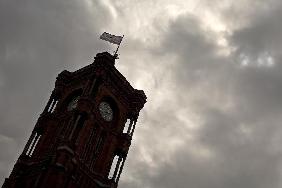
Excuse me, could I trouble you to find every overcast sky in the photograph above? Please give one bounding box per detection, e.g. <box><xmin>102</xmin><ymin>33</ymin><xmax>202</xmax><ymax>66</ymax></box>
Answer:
<box><xmin>1</xmin><ymin>0</ymin><xmax>282</xmax><ymax>187</ymax></box>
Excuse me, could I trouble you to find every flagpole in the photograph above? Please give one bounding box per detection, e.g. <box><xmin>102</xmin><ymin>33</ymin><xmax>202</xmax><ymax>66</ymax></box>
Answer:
<box><xmin>114</xmin><ymin>35</ymin><xmax>124</xmax><ymax>58</ymax></box>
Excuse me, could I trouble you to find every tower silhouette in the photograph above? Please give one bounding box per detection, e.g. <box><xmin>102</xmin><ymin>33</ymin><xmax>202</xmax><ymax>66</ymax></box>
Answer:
<box><xmin>2</xmin><ymin>52</ymin><xmax>146</xmax><ymax>188</ymax></box>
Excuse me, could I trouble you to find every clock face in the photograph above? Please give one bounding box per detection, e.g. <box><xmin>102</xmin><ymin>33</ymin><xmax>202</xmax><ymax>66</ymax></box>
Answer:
<box><xmin>99</xmin><ymin>102</ymin><xmax>113</xmax><ymax>122</ymax></box>
<box><xmin>67</xmin><ymin>96</ymin><xmax>80</xmax><ymax>111</ymax></box>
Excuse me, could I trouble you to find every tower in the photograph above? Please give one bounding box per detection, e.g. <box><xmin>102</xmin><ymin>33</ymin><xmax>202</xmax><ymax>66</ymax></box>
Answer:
<box><xmin>2</xmin><ymin>52</ymin><xmax>146</xmax><ymax>188</ymax></box>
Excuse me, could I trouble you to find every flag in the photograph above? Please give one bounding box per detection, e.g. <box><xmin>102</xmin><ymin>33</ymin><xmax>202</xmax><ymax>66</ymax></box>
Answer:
<box><xmin>100</xmin><ymin>32</ymin><xmax>123</xmax><ymax>45</ymax></box>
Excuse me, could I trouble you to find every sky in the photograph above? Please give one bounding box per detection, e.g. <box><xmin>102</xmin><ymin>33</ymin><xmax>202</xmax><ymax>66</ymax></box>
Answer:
<box><xmin>1</xmin><ymin>0</ymin><xmax>282</xmax><ymax>187</ymax></box>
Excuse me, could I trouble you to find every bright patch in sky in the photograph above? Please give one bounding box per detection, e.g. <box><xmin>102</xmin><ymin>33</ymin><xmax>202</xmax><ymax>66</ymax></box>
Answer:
<box><xmin>1</xmin><ymin>0</ymin><xmax>282</xmax><ymax>187</ymax></box>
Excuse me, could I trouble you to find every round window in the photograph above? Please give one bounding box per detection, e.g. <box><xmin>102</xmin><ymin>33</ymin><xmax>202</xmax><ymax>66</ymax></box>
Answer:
<box><xmin>99</xmin><ymin>102</ymin><xmax>113</xmax><ymax>122</ymax></box>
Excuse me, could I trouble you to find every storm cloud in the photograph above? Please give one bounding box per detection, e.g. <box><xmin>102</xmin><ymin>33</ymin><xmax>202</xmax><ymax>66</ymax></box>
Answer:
<box><xmin>1</xmin><ymin>0</ymin><xmax>282</xmax><ymax>188</ymax></box>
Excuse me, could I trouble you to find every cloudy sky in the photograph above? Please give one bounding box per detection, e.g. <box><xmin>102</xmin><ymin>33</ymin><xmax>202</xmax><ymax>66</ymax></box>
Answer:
<box><xmin>1</xmin><ymin>0</ymin><xmax>282</xmax><ymax>187</ymax></box>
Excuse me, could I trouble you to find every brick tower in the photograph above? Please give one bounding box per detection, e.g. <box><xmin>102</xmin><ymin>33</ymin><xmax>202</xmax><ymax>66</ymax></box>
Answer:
<box><xmin>2</xmin><ymin>52</ymin><xmax>146</xmax><ymax>188</ymax></box>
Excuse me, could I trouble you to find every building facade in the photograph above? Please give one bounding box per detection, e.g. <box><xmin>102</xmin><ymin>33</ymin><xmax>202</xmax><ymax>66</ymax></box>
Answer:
<box><xmin>2</xmin><ymin>52</ymin><xmax>146</xmax><ymax>188</ymax></box>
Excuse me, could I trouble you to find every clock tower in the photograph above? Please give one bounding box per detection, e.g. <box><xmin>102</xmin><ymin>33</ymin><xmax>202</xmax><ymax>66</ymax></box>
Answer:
<box><xmin>2</xmin><ymin>52</ymin><xmax>146</xmax><ymax>188</ymax></box>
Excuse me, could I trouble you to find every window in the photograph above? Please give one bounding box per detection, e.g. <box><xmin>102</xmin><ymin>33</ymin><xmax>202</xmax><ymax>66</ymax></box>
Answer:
<box><xmin>25</xmin><ymin>132</ymin><xmax>42</xmax><ymax>157</ymax></box>
<box><xmin>67</xmin><ymin>95</ymin><xmax>80</xmax><ymax>111</ymax></box>
<box><xmin>90</xmin><ymin>134</ymin><xmax>105</xmax><ymax>169</ymax></box>
<box><xmin>64</xmin><ymin>89</ymin><xmax>83</xmax><ymax>112</ymax></box>
<box><xmin>44</xmin><ymin>98</ymin><xmax>59</xmax><ymax>113</ymax></box>
<box><xmin>108</xmin><ymin>154</ymin><xmax>124</xmax><ymax>182</ymax></box>
<box><xmin>48</xmin><ymin>99</ymin><xmax>58</xmax><ymax>113</ymax></box>
<box><xmin>123</xmin><ymin>119</ymin><xmax>131</xmax><ymax>133</ymax></box>
<box><xmin>43</xmin><ymin>91</ymin><xmax>61</xmax><ymax>114</ymax></box>
<box><xmin>99</xmin><ymin>102</ymin><xmax>114</xmax><ymax>122</ymax></box>
<box><xmin>98</xmin><ymin>97</ymin><xmax>119</xmax><ymax>123</ymax></box>
<box><xmin>108</xmin><ymin>155</ymin><xmax>119</xmax><ymax>179</ymax></box>
<box><xmin>69</xmin><ymin>113</ymin><xmax>87</xmax><ymax>142</ymax></box>
<box><xmin>123</xmin><ymin>118</ymin><xmax>136</xmax><ymax>136</ymax></box>
<box><xmin>82</xmin><ymin>126</ymin><xmax>96</xmax><ymax>160</ymax></box>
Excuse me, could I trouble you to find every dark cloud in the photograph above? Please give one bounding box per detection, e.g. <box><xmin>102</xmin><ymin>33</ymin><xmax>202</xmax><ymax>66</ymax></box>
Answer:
<box><xmin>0</xmin><ymin>0</ymin><xmax>111</xmax><ymax>183</ymax></box>
<box><xmin>119</xmin><ymin>3</ymin><xmax>282</xmax><ymax>188</ymax></box>
<box><xmin>1</xmin><ymin>0</ymin><xmax>282</xmax><ymax>188</ymax></box>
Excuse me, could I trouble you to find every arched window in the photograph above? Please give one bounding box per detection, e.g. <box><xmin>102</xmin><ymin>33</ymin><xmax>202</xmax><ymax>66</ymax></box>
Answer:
<box><xmin>48</xmin><ymin>99</ymin><xmax>58</xmax><ymax>113</ymax></box>
<box><xmin>23</xmin><ymin>130</ymin><xmax>43</xmax><ymax>157</ymax></box>
<box><xmin>43</xmin><ymin>91</ymin><xmax>61</xmax><ymax>113</ymax></box>
<box><xmin>64</xmin><ymin>89</ymin><xmax>83</xmax><ymax>112</ymax></box>
<box><xmin>108</xmin><ymin>154</ymin><xmax>124</xmax><ymax>182</ymax></box>
<box><xmin>67</xmin><ymin>95</ymin><xmax>80</xmax><ymax>111</ymax></box>
<box><xmin>122</xmin><ymin>118</ymin><xmax>136</xmax><ymax>136</ymax></box>
<box><xmin>122</xmin><ymin>118</ymin><xmax>132</xmax><ymax>133</ymax></box>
